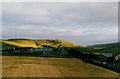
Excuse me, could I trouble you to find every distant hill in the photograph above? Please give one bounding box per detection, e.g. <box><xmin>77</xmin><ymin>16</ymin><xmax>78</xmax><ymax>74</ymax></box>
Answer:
<box><xmin>1</xmin><ymin>38</ymin><xmax>119</xmax><ymax>54</ymax></box>
<box><xmin>0</xmin><ymin>38</ymin><xmax>79</xmax><ymax>49</ymax></box>
<box><xmin>88</xmin><ymin>42</ymin><xmax>120</xmax><ymax>53</ymax></box>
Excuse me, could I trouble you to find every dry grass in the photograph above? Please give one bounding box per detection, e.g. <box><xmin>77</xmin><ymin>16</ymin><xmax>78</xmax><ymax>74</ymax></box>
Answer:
<box><xmin>1</xmin><ymin>39</ymin><xmax>79</xmax><ymax>49</ymax></box>
<box><xmin>2</xmin><ymin>56</ymin><xmax>119</xmax><ymax>77</ymax></box>
<box><xmin>1</xmin><ymin>40</ymin><xmax>37</xmax><ymax>48</ymax></box>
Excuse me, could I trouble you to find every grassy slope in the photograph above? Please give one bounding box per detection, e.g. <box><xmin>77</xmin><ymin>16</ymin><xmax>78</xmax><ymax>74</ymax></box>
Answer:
<box><xmin>2</xmin><ymin>56</ymin><xmax>118</xmax><ymax>77</ymax></box>
<box><xmin>88</xmin><ymin>42</ymin><xmax>119</xmax><ymax>48</ymax></box>
<box><xmin>1</xmin><ymin>39</ymin><xmax>37</xmax><ymax>48</ymax></box>
<box><xmin>88</xmin><ymin>42</ymin><xmax>120</xmax><ymax>53</ymax></box>
<box><xmin>1</xmin><ymin>38</ymin><xmax>119</xmax><ymax>54</ymax></box>
<box><xmin>34</xmin><ymin>39</ymin><xmax>78</xmax><ymax>48</ymax></box>
<box><xmin>0</xmin><ymin>38</ymin><xmax>78</xmax><ymax>49</ymax></box>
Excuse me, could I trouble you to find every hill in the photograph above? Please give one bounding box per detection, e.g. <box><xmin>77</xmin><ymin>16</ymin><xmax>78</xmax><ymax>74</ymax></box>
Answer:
<box><xmin>0</xmin><ymin>38</ymin><xmax>79</xmax><ymax>49</ymax></box>
<box><xmin>2</xmin><ymin>56</ymin><xmax>118</xmax><ymax>77</ymax></box>
<box><xmin>88</xmin><ymin>42</ymin><xmax>120</xmax><ymax>53</ymax></box>
<box><xmin>1</xmin><ymin>38</ymin><xmax>119</xmax><ymax>54</ymax></box>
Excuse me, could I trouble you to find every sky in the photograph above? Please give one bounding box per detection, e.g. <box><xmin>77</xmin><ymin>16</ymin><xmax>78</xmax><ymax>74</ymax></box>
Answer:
<box><xmin>1</xmin><ymin>2</ymin><xmax>118</xmax><ymax>46</ymax></box>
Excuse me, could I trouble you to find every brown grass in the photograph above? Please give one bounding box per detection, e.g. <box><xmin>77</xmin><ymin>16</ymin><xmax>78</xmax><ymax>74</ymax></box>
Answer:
<box><xmin>1</xmin><ymin>39</ymin><xmax>79</xmax><ymax>49</ymax></box>
<box><xmin>2</xmin><ymin>40</ymin><xmax>37</xmax><ymax>47</ymax></box>
<box><xmin>2</xmin><ymin>56</ymin><xmax>119</xmax><ymax>77</ymax></box>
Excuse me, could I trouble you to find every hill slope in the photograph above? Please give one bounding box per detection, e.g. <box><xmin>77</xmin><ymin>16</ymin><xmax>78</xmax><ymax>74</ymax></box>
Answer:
<box><xmin>88</xmin><ymin>42</ymin><xmax>120</xmax><ymax>53</ymax></box>
<box><xmin>0</xmin><ymin>38</ymin><xmax>78</xmax><ymax>49</ymax></box>
<box><xmin>2</xmin><ymin>56</ymin><xmax>118</xmax><ymax>77</ymax></box>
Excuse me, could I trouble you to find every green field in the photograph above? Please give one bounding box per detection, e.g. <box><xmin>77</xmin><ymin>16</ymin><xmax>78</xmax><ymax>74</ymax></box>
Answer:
<box><xmin>88</xmin><ymin>42</ymin><xmax>120</xmax><ymax>53</ymax></box>
<box><xmin>2</xmin><ymin>56</ymin><xmax>119</xmax><ymax>77</ymax></box>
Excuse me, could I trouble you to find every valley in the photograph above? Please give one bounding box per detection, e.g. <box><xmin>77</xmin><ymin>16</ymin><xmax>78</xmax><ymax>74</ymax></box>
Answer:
<box><xmin>1</xmin><ymin>38</ymin><xmax>120</xmax><ymax>77</ymax></box>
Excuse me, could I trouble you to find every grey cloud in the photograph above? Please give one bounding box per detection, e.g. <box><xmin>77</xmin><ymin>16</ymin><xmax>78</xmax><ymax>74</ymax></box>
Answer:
<box><xmin>2</xmin><ymin>2</ymin><xmax>118</xmax><ymax>46</ymax></box>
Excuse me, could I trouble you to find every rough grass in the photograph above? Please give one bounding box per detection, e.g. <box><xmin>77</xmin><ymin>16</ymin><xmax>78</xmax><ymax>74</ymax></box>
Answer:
<box><xmin>88</xmin><ymin>42</ymin><xmax>120</xmax><ymax>53</ymax></box>
<box><xmin>1</xmin><ymin>40</ymin><xmax>37</xmax><ymax>48</ymax></box>
<box><xmin>1</xmin><ymin>39</ymin><xmax>78</xmax><ymax>49</ymax></box>
<box><xmin>2</xmin><ymin>56</ymin><xmax>119</xmax><ymax>77</ymax></box>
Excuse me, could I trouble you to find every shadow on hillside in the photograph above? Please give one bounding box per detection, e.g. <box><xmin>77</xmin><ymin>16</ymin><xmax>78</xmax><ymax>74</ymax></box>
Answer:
<box><xmin>73</xmin><ymin>54</ymin><xmax>120</xmax><ymax>73</ymax></box>
<box><xmin>2</xmin><ymin>52</ymin><xmax>74</xmax><ymax>58</ymax></box>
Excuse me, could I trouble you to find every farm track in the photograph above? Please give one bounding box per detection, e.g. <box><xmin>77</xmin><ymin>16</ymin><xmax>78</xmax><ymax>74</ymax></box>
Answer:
<box><xmin>2</xmin><ymin>56</ymin><xmax>119</xmax><ymax>77</ymax></box>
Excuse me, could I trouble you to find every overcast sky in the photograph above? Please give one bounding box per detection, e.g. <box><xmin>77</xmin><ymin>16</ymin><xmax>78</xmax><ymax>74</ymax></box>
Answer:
<box><xmin>2</xmin><ymin>2</ymin><xmax>118</xmax><ymax>46</ymax></box>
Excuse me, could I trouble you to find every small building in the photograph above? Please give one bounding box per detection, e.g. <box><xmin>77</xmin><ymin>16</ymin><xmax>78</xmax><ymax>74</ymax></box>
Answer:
<box><xmin>14</xmin><ymin>47</ymin><xmax>33</xmax><ymax>52</ymax></box>
<box><xmin>3</xmin><ymin>47</ymin><xmax>33</xmax><ymax>53</ymax></box>
<box><xmin>55</xmin><ymin>45</ymin><xmax>69</xmax><ymax>55</ymax></box>
<box><xmin>29</xmin><ymin>46</ymin><xmax>54</xmax><ymax>53</ymax></box>
<box><xmin>98</xmin><ymin>53</ymin><xmax>114</xmax><ymax>62</ymax></box>
<box><xmin>3</xmin><ymin>45</ymin><xmax>69</xmax><ymax>56</ymax></box>
<box><xmin>97</xmin><ymin>53</ymin><xmax>120</xmax><ymax>63</ymax></box>
<box><xmin>114</xmin><ymin>54</ymin><xmax>120</xmax><ymax>62</ymax></box>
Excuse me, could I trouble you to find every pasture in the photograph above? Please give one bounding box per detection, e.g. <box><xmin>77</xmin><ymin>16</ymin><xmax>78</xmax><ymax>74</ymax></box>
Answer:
<box><xmin>2</xmin><ymin>56</ymin><xmax>119</xmax><ymax>77</ymax></box>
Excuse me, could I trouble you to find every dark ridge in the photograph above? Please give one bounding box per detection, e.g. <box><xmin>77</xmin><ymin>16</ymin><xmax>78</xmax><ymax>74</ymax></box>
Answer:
<box><xmin>6</xmin><ymin>38</ymin><xmax>32</xmax><ymax>41</ymax></box>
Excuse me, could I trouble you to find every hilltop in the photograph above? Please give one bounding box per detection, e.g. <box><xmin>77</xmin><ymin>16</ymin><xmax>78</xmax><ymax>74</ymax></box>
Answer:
<box><xmin>0</xmin><ymin>38</ymin><xmax>79</xmax><ymax>49</ymax></box>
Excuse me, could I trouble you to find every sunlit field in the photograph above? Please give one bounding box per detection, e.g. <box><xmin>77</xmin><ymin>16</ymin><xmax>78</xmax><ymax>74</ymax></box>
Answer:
<box><xmin>2</xmin><ymin>56</ymin><xmax>118</xmax><ymax>77</ymax></box>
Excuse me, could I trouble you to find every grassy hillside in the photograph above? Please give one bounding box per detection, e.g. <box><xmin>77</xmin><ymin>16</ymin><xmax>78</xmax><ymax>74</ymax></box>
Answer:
<box><xmin>0</xmin><ymin>38</ymin><xmax>78</xmax><ymax>49</ymax></box>
<box><xmin>34</xmin><ymin>39</ymin><xmax>78</xmax><ymax>48</ymax></box>
<box><xmin>88</xmin><ymin>42</ymin><xmax>120</xmax><ymax>48</ymax></box>
<box><xmin>1</xmin><ymin>42</ymin><xmax>19</xmax><ymax>49</ymax></box>
<box><xmin>72</xmin><ymin>46</ymin><xmax>96</xmax><ymax>53</ymax></box>
<box><xmin>2</xmin><ymin>56</ymin><xmax>118</xmax><ymax>77</ymax></box>
<box><xmin>1</xmin><ymin>38</ymin><xmax>119</xmax><ymax>54</ymax></box>
<box><xmin>88</xmin><ymin>42</ymin><xmax>120</xmax><ymax>53</ymax></box>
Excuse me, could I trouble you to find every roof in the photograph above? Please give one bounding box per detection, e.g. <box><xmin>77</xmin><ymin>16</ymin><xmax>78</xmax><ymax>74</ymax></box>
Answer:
<box><xmin>101</xmin><ymin>53</ymin><xmax>113</xmax><ymax>57</ymax></box>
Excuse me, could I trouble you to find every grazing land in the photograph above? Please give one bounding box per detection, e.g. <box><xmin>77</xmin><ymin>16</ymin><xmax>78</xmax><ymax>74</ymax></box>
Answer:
<box><xmin>2</xmin><ymin>56</ymin><xmax>118</xmax><ymax>77</ymax></box>
<box><xmin>1</xmin><ymin>39</ymin><xmax>78</xmax><ymax>49</ymax></box>
<box><xmin>88</xmin><ymin>42</ymin><xmax>120</xmax><ymax>53</ymax></box>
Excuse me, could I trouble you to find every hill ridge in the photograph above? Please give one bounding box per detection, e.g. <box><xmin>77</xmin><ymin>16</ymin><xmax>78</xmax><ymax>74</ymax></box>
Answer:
<box><xmin>1</xmin><ymin>38</ymin><xmax>79</xmax><ymax>49</ymax></box>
